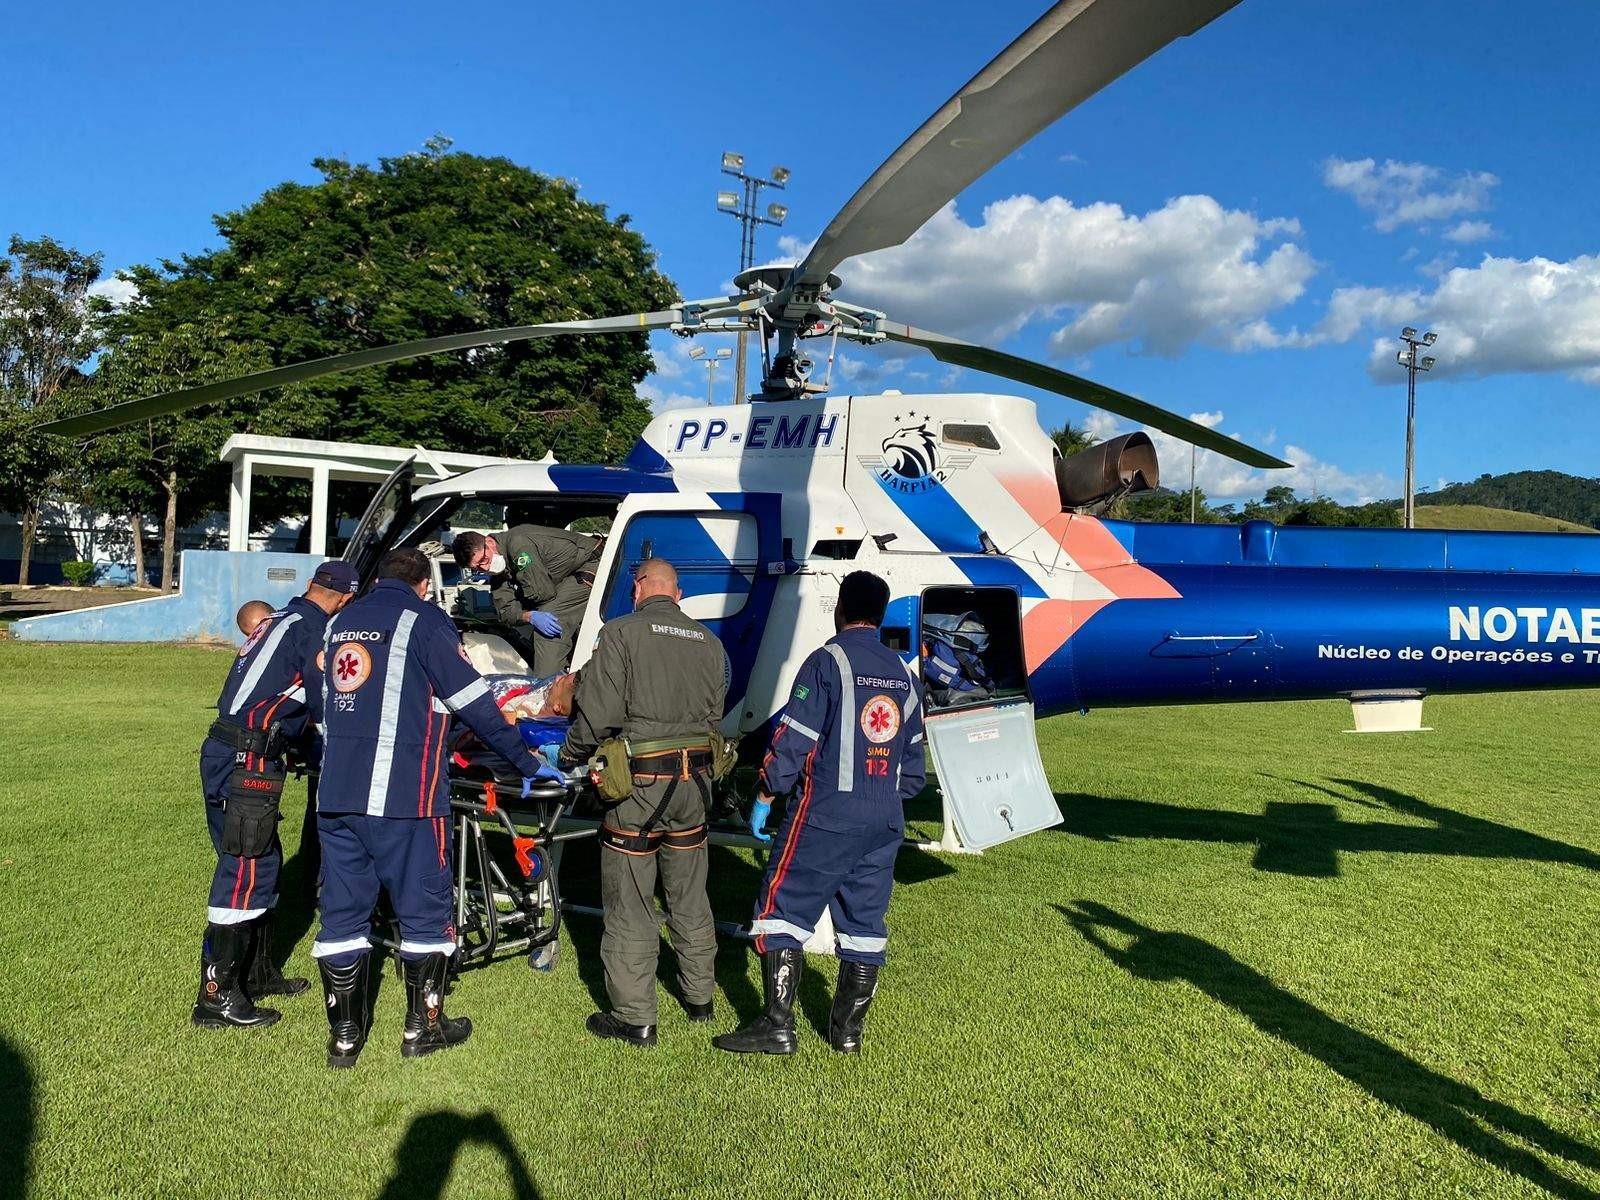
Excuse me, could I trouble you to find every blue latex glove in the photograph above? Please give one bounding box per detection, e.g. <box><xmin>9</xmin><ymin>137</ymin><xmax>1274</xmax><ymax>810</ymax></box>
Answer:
<box><xmin>526</xmin><ymin>610</ymin><xmax>562</xmax><ymax>638</ymax></box>
<box><xmin>523</xmin><ymin>760</ymin><xmax>563</xmax><ymax>796</ymax></box>
<box><xmin>749</xmin><ymin>797</ymin><xmax>773</xmax><ymax>843</ymax></box>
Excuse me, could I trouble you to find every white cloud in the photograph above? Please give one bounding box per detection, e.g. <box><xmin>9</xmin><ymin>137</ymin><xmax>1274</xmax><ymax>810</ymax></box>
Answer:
<box><xmin>88</xmin><ymin>274</ymin><xmax>138</xmax><ymax>309</ymax></box>
<box><xmin>1349</xmin><ymin>254</ymin><xmax>1600</xmax><ymax>383</ymax></box>
<box><xmin>1322</xmin><ymin>157</ymin><xmax>1498</xmax><ymax>233</ymax></box>
<box><xmin>1090</xmin><ymin>409</ymin><xmax>1395</xmax><ymax>504</ymax></box>
<box><xmin>838</xmin><ymin>194</ymin><xmax>1315</xmax><ymax>359</ymax></box>
<box><xmin>1444</xmin><ymin>220</ymin><xmax>1495</xmax><ymax>244</ymax></box>
<box><xmin>638</xmin><ymin>380</ymin><xmax>706</xmax><ymax>414</ymax></box>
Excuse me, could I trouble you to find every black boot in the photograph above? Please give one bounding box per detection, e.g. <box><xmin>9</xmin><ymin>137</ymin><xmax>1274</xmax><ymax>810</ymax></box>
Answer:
<box><xmin>192</xmin><ymin>923</ymin><xmax>280</xmax><ymax>1029</ymax></box>
<box><xmin>319</xmin><ymin>955</ymin><xmax>370</xmax><ymax>1069</ymax></box>
<box><xmin>683</xmin><ymin>999</ymin><xmax>715</xmax><ymax>1023</ymax></box>
<box><xmin>401</xmin><ymin>953</ymin><xmax>472</xmax><ymax>1059</ymax></box>
<box><xmin>247</xmin><ymin>911</ymin><xmax>310</xmax><ymax>997</ymax></box>
<box><xmin>712</xmin><ymin>948</ymin><xmax>801</xmax><ymax>1055</ymax></box>
<box><xmin>828</xmin><ymin>960</ymin><xmax>880</xmax><ymax>1054</ymax></box>
<box><xmin>586</xmin><ymin>1011</ymin><xmax>658</xmax><ymax>1047</ymax></box>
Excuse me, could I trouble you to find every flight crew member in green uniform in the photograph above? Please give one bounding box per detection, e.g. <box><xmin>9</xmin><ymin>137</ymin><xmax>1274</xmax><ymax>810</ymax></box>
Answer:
<box><xmin>557</xmin><ymin>558</ymin><xmax>728</xmax><ymax>1047</ymax></box>
<box><xmin>452</xmin><ymin>525</ymin><xmax>603</xmax><ymax>677</ymax></box>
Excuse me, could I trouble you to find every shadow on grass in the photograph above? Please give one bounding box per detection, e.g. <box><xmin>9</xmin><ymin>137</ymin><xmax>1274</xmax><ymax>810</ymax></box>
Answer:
<box><xmin>272</xmin><ymin>777</ymin><xmax>321</xmax><ymax>969</ymax></box>
<box><xmin>0</xmin><ymin>1036</ymin><xmax>33</xmax><ymax>1200</ymax></box>
<box><xmin>1053</xmin><ymin>777</ymin><xmax>1600</xmax><ymax>878</ymax></box>
<box><xmin>1061</xmin><ymin>901</ymin><xmax>1600</xmax><ymax>1200</ymax></box>
<box><xmin>560</xmin><ymin>834</ymin><xmax>893</xmax><ymax>1038</ymax></box>
<box><xmin>375</xmin><ymin>1110</ymin><xmax>540</xmax><ymax>1199</ymax></box>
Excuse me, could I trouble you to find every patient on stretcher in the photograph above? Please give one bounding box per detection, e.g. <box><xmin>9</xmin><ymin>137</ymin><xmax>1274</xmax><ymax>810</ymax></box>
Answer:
<box><xmin>452</xmin><ymin>673</ymin><xmax>576</xmax><ymax>778</ymax></box>
<box><xmin>489</xmin><ymin>672</ymin><xmax>577</xmax><ymax>723</ymax></box>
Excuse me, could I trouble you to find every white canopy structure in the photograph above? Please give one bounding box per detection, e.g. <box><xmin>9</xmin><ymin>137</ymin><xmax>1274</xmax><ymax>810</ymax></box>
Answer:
<box><xmin>219</xmin><ymin>434</ymin><xmax>529</xmax><ymax>555</ymax></box>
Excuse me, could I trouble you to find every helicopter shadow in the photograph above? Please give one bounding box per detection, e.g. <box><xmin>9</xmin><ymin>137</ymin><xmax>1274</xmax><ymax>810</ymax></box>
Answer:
<box><xmin>1060</xmin><ymin>900</ymin><xmax>1600</xmax><ymax>1199</ymax></box>
<box><xmin>1053</xmin><ymin>775</ymin><xmax>1600</xmax><ymax>878</ymax></box>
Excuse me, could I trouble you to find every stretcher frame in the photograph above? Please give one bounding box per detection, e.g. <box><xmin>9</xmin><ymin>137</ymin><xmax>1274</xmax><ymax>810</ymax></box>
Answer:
<box><xmin>377</xmin><ymin>772</ymin><xmax>596</xmax><ymax>970</ymax></box>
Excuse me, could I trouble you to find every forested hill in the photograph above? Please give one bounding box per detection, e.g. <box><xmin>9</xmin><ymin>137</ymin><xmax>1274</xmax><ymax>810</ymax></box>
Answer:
<box><xmin>1419</xmin><ymin>471</ymin><xmax>1600</xmax><ymax>528</ymax></box>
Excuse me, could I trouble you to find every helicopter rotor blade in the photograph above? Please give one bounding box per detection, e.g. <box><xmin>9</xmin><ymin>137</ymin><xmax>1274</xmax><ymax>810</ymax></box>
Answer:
<box><xmin>39</xmin><ymin>309</ymin><xmax>686</xmax><ymax>438</ymax></box>
<box><xmin>791</xmin><ymin>0</ymin><xmax>1242</xmax><ymax>294</ymax></box>
<box><xmin>879</xmin><ymin>319</ymin><xmax>1290</xmax><ymax>469</ymax></box>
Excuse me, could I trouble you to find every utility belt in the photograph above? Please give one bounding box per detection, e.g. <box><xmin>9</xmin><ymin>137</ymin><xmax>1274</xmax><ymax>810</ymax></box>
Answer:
<box><xmin>207</xmin><ymin>719</ymin><xmax>284</xmax><ymax>759</ymax></box>
<box><xmin>589</xmin><ymin>734</ymin><xmax>716</xmax><ymax>802</ymax></box>
<box><xmin>592</xmin><ymin>733</ymin><xmax>717</xmax><ymax>856</ymax></box>
<box><xmin>211</xmin><ymin>720</ymin><xmax>287</xmax><ymax>858</ymax></box>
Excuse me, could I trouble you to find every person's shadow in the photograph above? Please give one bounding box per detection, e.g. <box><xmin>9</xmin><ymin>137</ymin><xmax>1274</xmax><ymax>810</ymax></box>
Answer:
<box><xmin>0</xmin><ymin>1036</ymin><xmax>34</xmax><ymax>1200</ymax></box>
<box><xmin>375</xmin><ymin>1110</ymin><xmax>540</xmax><ymax>1200</ymax></box>
<box><xmin>1061</xmin><ymin>900</ymin><xmax>1600</xmax><ymax>1200</ymax></box>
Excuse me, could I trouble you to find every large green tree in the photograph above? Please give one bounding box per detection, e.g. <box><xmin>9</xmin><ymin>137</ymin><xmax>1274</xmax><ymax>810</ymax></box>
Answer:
<box><xmin>0</xmin><ymin>235</ymin><xmax>105</xmax><ymax>583</ymax></box>
<box><xmin>100</xmin><ymin>141</ymin><xmax>677</xmax><ymax>481</ymax></box>
<box><xmin>79</xmin><ymin>326</ymin><xmax>265</xmax><ymax>589</ymax></box>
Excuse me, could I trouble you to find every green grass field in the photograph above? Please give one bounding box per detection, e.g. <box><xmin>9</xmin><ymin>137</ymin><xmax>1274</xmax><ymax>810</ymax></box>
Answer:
<box><xmin>2</xmin><ymin>642</ymin><xmax>1598</xmax><ymax>1199</ymax></box>
<box><xmin>1415</xmin><ymin>504</ymin><xmax>1596</xmax><ymax>534</ymax></box>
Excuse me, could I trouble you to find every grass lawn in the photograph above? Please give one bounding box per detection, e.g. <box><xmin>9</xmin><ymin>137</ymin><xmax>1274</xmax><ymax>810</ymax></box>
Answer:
<box><xmin>1</xmin><ymin>642</ymin><xmax>1598</xmax><ymax>1199</ymax></box>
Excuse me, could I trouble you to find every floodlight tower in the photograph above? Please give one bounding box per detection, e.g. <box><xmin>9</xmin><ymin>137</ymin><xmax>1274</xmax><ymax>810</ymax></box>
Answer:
<box><xmin>1396</xmin><ymin>326</ymin><xmax>1439</xmax><ymax>529</ymax></box>
<box><xmin>689</xmin><ymin>344</ymin><xmax>733</xmax><ymax>405</ymax></box>
<box><xmin>717</xmin><ymin>153</ymin><xmax>791</xmax><ymax>403</ymax></box>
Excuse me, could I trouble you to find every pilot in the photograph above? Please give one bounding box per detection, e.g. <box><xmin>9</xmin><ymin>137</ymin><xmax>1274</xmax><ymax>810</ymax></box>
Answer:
<box><xmin>714</xmin><ymin>570</ymin><xmax>925</xmax><ymax>1056</ymax></box>
<box><xmin>452</xmin><ymin>525</ymin><xmax>604</xmax><ymax>677</ymax></box>
<box><xmin>310</xmin><ymin>547</ymin><xmax>552</xmax><ymax>1067</ymax></box>
<box><xmin>192</xmin><ymin>561</ymin><xmax>358</xmax><ymax>1031</ymax></box>
<box><xmin>557</xmin><ymin>558</ymin><xmax>727</xmax><ymax>1047</ymax></box>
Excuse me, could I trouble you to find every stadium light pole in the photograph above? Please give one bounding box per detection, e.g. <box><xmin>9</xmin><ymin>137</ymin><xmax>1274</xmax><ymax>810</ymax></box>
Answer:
<box><xmin>1396</xmin><ymin>327</ymin><xmax>1439</xmax><ymax>528</ymax></box>
<box><xmin>689</xmin><ymin>345</ymin><xmax>733</xmax><ymax>405</ymax></box>
<box><xmin>718</xmin><ymin>153</ymin><xmax>790</xmax><ymax>404</ymax></box>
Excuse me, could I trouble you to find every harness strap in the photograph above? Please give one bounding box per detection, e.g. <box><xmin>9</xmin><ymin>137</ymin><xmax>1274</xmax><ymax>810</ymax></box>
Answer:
<box><xmin>600</xmin><ymin>772</ymin><xmax>680</xmax><ymax>855</ymax></box>
<box><xmin>661</xmin><ymin>825</ymin><xmax>707</xmax><ymax>851</ymax></box>
<box><xmin>208</xmin><ymin>720</ymin><xmax>272</xmax><ymax>755</ymax></box>
<box><xmin>599</xmin><ymin>823</ymin><xmax>666</xmax><ymax>856</ymax></box>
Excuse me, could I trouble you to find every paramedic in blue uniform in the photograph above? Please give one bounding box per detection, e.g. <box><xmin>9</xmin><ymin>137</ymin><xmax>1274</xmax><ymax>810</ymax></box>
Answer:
<box><xmin>311</xmin><ymin>547</ymin><xmax>550</xmax><ymax>1068</ymax></box>
<box><xmin>192</xmin><ymin>560</ymin><xmax>359</xmax><ymax>1031</ymax></box>
<box><xmin>714</xmin><ymin>571</ymin><xmax>925</xmax><ymax>1056</ymax></box>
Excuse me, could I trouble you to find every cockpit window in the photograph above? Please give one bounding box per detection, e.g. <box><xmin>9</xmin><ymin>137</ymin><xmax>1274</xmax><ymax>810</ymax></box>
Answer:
<box><xmin>942</xmin><ymin>423</ymin><xmax>1000</xmax><ymax>451</ymax></box>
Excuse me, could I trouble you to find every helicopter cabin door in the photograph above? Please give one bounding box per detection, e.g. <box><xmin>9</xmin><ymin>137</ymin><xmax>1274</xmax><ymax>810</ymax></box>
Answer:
<box><xmin>579</xmin><ymin>491</ymin><xmax>786</xmax><ymax>722</ymax></box>
<box><xmin>918</xmin><ymin>584</ymin><xmax>1063</xmax><ymax>851</ymax></box>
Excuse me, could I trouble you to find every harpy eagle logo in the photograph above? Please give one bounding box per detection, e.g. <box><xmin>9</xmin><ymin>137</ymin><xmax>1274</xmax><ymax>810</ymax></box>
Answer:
<box><xmin>881</xmin><ymin>416</ymin><xmax>938</xmax><ymax>481</ymax></box>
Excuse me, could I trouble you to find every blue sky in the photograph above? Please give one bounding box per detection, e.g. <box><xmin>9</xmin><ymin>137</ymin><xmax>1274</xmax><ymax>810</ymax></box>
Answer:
<box><xmin>6</xmin><ymin>0</ymin><xmax>1598</xmax><ymax>502</ymax></box>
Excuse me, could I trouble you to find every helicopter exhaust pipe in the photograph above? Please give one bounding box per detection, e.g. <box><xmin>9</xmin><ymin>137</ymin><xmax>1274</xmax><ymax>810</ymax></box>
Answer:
<box><xmin>1055</xmin><ymin>432</ymin><xmax>1160</xmax><ymax>510</ymax></box>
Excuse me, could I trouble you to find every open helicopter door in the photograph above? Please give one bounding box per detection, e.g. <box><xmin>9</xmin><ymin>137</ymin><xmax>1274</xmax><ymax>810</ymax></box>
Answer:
<box><xmin>918</xmin><ymin>585</ymin><xmax>1062</xmax><ymax>852</ymax></box>
<box><xmin>582</xmin><ymin>491</ymin><xmax>787</xmax><ymax>720</ymax></box>
<box><xmin>342</xmin><ymin>457</ymin><xmax>417</xmax><ymax>580</ymax></box>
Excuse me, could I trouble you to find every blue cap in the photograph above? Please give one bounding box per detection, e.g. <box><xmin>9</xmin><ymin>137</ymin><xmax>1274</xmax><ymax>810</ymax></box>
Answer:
<box><xmin>311</xmin><ymin>560</ymin><xmax>360</xmax><ymax>595</ymax></box>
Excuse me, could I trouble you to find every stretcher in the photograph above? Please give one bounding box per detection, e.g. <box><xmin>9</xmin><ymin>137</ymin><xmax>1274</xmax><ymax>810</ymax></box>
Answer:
<box><xmin>285</xmin><ymin>739</ymin><xmax>597</xmax><ymax>973</ymax></box>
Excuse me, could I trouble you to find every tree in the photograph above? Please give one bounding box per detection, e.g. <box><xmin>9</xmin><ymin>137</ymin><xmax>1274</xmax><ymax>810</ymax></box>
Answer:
<box><xmin>99</xmin><ymin>143</ymin><xmax>678</xmax><ymax>483</ymax></box>
<box><xmin>84</xmin><ymin>326</ymin><xmax>266</xmax><ymax>589</ymax></box>
<box><xmin>0</xmin><ymin>236</ymin><xmax>104</xmax><ymax>583</ymax></box>
<box><xmin>1050</xmin><ymin>422</ymin><xmax>1097</xmax><ymax>458</ymax></box>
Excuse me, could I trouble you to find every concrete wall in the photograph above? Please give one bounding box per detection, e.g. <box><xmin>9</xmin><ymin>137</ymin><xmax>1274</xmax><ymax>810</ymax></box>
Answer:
<box><xmin>12</xmin><ymin>550</ymin><xmax>322</xmax><ymax>646</ymax></box>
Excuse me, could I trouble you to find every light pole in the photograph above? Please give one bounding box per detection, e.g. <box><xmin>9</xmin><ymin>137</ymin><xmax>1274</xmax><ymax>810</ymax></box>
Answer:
<box><xmin>717</xmin><ymin>153</ymin><xmax>790</xmax><ymax>403</ymax></box>
<box><xmin>1396</xmin><ymin>326</ymin><xmax>1438</xmax><ymax>529</ymax></box>
<box><xmin>689</xmin><ymin>345</ymin><xmax>733</xmax><ymax>405</ymax></box>
<box><xmin>1189</xmin><ymin>443</ymin><xmax>1197</xmax><ymax>523</ymax></box>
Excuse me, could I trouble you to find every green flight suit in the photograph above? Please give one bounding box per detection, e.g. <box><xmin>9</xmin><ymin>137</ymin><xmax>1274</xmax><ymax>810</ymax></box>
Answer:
<box><xmin>562</xmin><ymin>593</ymin><xmax>728</xmax><ymax>1026</ymax></box>
<box><xmin>490</xmin><ymin>525</ymin><xmax>603</xmax><ymax>677</ymax></box>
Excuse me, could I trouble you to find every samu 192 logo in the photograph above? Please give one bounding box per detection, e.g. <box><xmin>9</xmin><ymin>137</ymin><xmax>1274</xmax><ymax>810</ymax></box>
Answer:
<box><xmin>859</xmin><ymin>411</ymin><xmax>972</xmax><ymax>494</ymax></box>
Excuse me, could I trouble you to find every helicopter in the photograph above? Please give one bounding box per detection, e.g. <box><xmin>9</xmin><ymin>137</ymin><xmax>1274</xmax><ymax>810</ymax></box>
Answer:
<box><xmin>43</xmin><ymin>0</ymin><xmax>1600</xmax><ymax>853</ymax></box>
